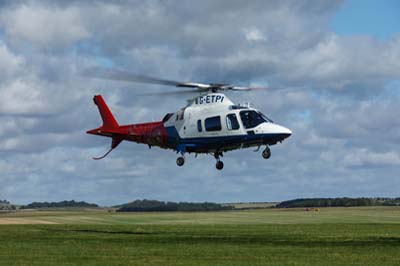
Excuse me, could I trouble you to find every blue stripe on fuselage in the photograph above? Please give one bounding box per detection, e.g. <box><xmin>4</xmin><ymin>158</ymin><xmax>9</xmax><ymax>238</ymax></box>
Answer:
<box><xmin>165</xmin><ymin>126</ymin><xmax>288</xmax><ymax>152</ymax></box>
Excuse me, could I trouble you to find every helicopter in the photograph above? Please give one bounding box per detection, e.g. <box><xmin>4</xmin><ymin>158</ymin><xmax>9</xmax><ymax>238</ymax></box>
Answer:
<box><xmin>86</xmin><ymin>69</ymin><xmax>292</xmax><ymax>170</ymax></box>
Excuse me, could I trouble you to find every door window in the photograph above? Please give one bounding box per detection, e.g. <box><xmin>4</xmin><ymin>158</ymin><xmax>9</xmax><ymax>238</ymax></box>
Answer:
<box><xmin>205</xmin><ymin>116</ymin><xmax>222</xmax><ymax>131</ymax></box>
<box><xmin>226</xmin><ymin>114</ymin><xmax>240</xmax><ymax>130</ymax></box>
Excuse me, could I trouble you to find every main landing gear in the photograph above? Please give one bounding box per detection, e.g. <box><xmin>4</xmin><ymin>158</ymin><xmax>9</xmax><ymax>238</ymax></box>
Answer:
<box><xmin>262</xmin><ymin>146</ymin><xmax>271</xmax><ymax>159</ymax></box>
<box><xmin>176</xmin><ymin>147</ymin><xmax>270</xmax><ymax>168</ymax></box>
<box><xmin>176</xmin><ymin>152</ymin><xmax>224</xmax><ymax>170</ymax></box>
<box><xmin>216</xmin><ymin>160</ymin><xmax>224</xmax><ymax>170</ymax></box>
<box><xmin>214</xmin><ymin>152</ymin><xmax>224</xmax><ymax>170</ymax></box>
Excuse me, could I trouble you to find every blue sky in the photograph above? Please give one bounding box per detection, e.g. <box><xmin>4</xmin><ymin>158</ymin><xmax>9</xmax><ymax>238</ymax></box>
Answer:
<box><xmin>332</xmin><ymin>0</ymin><xmax>400</xmax><ymax>39</ymax></box>
<box><xmin>0</xmin><ymin>1</ymin><xmax>399</xmax><ymax>205</ymax></box>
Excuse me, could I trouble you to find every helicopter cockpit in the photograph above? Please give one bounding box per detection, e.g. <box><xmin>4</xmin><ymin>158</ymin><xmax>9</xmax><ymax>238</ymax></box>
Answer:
<box><xmin>239</xmin><ymin>110</ymin><xmax>273</xmax><ymax>129</ymax></box>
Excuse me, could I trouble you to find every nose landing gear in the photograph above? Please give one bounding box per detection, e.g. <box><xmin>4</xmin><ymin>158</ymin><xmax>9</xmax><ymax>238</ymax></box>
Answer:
<box><xmin>176</xmin><ymin>156</ymin><xmax>185</xmax><ymax>166</ymax></box>
<box><xmin>262</xmin><ymin>146</ymin><xmax>271</xmax><ymax>159</ymax></box>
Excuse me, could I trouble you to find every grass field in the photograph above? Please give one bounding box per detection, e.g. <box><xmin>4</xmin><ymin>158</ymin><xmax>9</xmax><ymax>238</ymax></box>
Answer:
<box><xmin>1</xmin><ymin>207</ymin><xmax>400</xmax><ymax>265</ymax></box>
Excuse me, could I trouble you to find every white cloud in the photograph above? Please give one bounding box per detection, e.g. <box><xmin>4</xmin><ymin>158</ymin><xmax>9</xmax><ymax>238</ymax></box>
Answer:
<box><xmin>344</xmin><ymin>149</ymin><xmax>400</xmax><ymax>167</ymax></box>
<box><xmin>0</xmin><ymin>41</ymin><xmax>25</xmax><ymax>80</ymax></box>
<box><xmin>0</xmin><ymin>79</ymin><xmax>46</xmax><ymax>115</ymax></box>
<box><xmin>1</xmin><ymin>4</ymin><xmax>89</xmax><ymax>48</ymax></box>
<box><xmin>243</xmin><ymin>27</ymin><xmax>266</xmax><ymax>42</ymax></box>
<box><xmin>290</xmin><ymin>34</ymin><xmax>400</xmax><ymax>87</ymax></box>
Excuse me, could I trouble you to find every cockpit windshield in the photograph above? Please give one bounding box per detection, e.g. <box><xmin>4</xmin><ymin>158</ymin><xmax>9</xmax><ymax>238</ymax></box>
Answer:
<box><xmin>239</xmin><ymin>110</ymin><xmax>272</xmax><ymax>129</ymax></box>
<box><xmin>260</xmin><ymin>112</ymin><xmax>273</xmax><ymax>123</ymax></box>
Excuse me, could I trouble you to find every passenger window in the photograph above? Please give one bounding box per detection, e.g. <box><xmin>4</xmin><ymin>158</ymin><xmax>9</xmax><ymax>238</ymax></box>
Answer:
<box><xmin>226</xmin><ymin>114</ymin><xmax>240</xmax><ymax>130</ymax></box>
<box><xmin>205</xmin><ymin>116</ymin><xmax>222</xmax><ymax>131</ymax></box>
<box><xmin>179</xmin><ymin>109</ymin><xmax>184</xmax><ymax>120</ymax></box>
<box><xmin>197</xmin><ymin>119</ymin><xmax>202</xmax><ymax>132</ymax></box>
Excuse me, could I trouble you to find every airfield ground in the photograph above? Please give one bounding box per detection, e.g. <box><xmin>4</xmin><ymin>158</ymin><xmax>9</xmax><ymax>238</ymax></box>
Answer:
<box><xmin>0</xmin><ymin>207</ymin><xmax>399</xmax><ymax>265</ymax></box>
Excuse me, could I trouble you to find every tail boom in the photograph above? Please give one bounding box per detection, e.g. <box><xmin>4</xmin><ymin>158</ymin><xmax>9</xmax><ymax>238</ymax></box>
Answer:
<box><xmin>87</xmin><ymin>94</ymin><xmax>168</xmax><ymax>155</ymax></box>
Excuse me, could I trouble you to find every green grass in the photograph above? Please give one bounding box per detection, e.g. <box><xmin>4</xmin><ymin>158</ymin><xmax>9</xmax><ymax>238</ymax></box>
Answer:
<box><xmin>1</xmin><ymin>207</ymin><xmax>400</xmax><ymax>265</ymax></box>
<box><xmin>1</xmin><ymin>206</ymin><xmax>400</xmax><ymax>224</ymax></box>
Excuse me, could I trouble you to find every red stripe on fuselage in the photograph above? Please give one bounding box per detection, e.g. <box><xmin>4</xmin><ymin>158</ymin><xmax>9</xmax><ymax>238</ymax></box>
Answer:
<box><xmin>87</xmin><ymin>121</ymin><xmax>168</xmax><ymax>148</ymax></box>
<box><xmin>125</xmin><ymin>121</ymin><xmax>168</xmax><ymax>147</ymax></box>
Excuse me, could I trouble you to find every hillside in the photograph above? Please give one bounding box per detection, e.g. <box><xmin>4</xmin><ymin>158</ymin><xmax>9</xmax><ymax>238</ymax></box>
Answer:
<box><xmin>20</xmin><ymin>200</ymin><xmax>99</xmax><ymax>209</ymax></box>
<box><xmin>276</xmin><ymin>197</ymin><xmax>400</xmax><ymax>208</ymax></box>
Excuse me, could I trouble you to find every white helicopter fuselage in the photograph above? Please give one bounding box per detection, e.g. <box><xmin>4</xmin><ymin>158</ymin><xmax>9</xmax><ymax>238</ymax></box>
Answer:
<box><xmin>162</xmin><ymin>93</ymin><xmax>292</xmax><ymax>154</ymax></box>
<box><xmin>87</xmin><ymin>68</ymin><xmax>293</xmax><ymax>169</ymax></box>
<box><xmin>88</xmin><ymin>93</ymin><xmax>292</xmax><ymax>169</ymax></box>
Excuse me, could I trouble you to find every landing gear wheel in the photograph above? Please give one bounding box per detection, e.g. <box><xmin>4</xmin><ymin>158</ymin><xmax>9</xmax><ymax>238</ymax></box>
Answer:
<box><xmin>176</xmin><ymin>156</ymin><xmax>185</xmax><ymax>166</ymax></box>
<box><xmin>262</xmin><ymin>146</ymin><xmax>271</xmax><ymax>159</ymax></box>
<box><xmin>216</xmin><ymin>160</ymin><xmax>224</xmax><ymax>170</ymax></box>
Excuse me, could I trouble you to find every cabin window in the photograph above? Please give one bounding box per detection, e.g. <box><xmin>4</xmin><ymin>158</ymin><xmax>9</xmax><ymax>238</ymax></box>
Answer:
<box><xmin>205</xmin><ymin>116</ymin><xmax>222</xmax><ymax>131</ymax></box>
<box><xmin>162</xmin><ymin>113</ymin><xmax>173</xmax><ymax>122</ymax></box>
<box><xmin>226</xmin><ymin>113</ymin><xmax>240</xmax><ymax>130</ymax></box>
<box><xmin>197</xmin><ymin>119</ymin><xmax>202</xmax><ymax>132</ymax></box>
<box><xmin>179</xmin><ymin>109</ymin><xmax>185</xmax><ymax>120</ymax></box>
<box><xmin>175</xmin><ymin>108</ymin><xmax>186</xmax><ymax>121</ymax></box>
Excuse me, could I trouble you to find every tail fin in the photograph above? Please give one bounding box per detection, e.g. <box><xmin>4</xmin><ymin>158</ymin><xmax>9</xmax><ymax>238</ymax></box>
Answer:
<box><xmin>88</xmin><ymin>95</ymin><xmax>123</xmax><ymax>160</ymax></box>
<box><xmin>93</xmin><ymin>95</ymin><xmax>119</xmax><ymax>129</ymax></box>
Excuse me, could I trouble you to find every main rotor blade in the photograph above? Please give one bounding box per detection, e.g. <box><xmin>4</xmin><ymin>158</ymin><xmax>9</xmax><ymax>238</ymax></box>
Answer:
<box><xmin>135</xmin><ymin>89</ymin><xmax>200</xmax><ymax>96</ymax></box>
<box><xmin>225</xmin><ymin>86</ymin><xmax>270</xmax><ymax>91</ymax></box>
<box><xmin>83</xmin><ymin>67</ymin><xmax>182</xmax><ymax>86</ymax></box>
<box><xmin>83</xmin><ymin>67</ymin><xmax>275</xmax><ymax>93</ymax></box>
<box><xmin>83</xmin><ymin>67</ymin><xmax>212</xmax><ymax>89</ymax></box>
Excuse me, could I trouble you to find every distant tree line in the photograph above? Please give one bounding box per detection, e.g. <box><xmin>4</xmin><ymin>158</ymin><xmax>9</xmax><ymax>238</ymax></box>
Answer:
<box><xmin>0</xmin><ymin>205</ymin><xmax>16</xmax><ymax>211</ymax></box>
<box><xmin>117</xmin><ymin>199</ymin><xmax>234</xmax><ymax>212</ymax></box>
<box><xmin>20</xmin><ymin>200</ymin><xmax>99</xmax><ymax>209</ymax></box>
<box><xmin>276</xmin><ymin>197</ymin><xmax>400</xmax><ymax>208</ymax></box>
<box><xmin>0</xmin><ymin>199</ymin><xmax>16</xmax><ymax>211</ymax></box>
<box><xmin>0</xmin><ymin>199</ymin><xmax>10</xmax><ymax>205</ymax></box>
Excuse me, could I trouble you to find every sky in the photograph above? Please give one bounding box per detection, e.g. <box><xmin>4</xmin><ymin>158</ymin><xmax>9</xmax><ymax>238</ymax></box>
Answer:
<box><xmin>0</xmin><ymin>0</ymin><xmax>399</xmax><ymax>205</ymax></box>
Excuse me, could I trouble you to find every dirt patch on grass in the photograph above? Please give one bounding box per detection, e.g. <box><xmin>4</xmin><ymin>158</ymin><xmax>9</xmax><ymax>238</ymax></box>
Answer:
<box><xmin>0</xmin><ymin>218</ymin><xmax>58</xmax><ymax>224</ymax></box>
